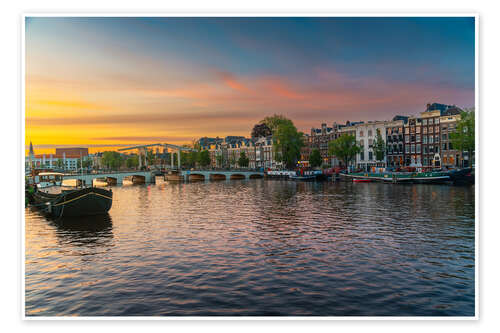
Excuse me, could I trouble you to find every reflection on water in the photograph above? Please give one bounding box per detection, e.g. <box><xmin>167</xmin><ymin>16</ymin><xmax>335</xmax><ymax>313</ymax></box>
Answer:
<box><xmin>25</xmin><ymin>180</ymin><xmax>475</xmax><ymax>316</ymax></box>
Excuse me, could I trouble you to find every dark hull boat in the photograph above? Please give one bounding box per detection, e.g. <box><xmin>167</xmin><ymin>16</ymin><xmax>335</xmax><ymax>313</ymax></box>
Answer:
<box><xmin>32</xmin><ymin>187</ymin><xmax>113</xmax><ymax>218</ymax></box>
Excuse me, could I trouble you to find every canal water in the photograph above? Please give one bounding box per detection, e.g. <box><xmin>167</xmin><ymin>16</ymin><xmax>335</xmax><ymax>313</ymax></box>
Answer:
<box><xmin>25</xmin><ymin>179</ymin><xmax>475</xmax><ymax>316</ymax></box>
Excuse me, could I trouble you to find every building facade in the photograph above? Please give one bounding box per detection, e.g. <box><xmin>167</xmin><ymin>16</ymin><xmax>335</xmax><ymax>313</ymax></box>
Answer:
<box><xmin>355</xmin><ymin>121</ymin><xmax>387</xmax><ymax>171</ymax></box>
<box><xmin>385</xmin><ymin>118</ymin><xmax>406</xmax><ymax>167</ymax></box>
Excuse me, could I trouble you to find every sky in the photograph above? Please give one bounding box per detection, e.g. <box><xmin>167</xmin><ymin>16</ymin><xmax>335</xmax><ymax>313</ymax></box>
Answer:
<box><xmin>25</xmin><ymin>16</ymin><xmax>475</xmax><ymax>154</ymax></box>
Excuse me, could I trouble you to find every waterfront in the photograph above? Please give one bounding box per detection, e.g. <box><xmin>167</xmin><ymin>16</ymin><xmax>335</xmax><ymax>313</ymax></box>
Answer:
<box><xmin>25</xmin><ymin>179</ymin><xmax>475</xmax><ymax>316</ymax></box>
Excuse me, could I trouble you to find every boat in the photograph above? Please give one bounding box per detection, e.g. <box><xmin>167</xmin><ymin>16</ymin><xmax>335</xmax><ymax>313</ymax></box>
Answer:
<box><xmin>340</xmin><ymin>167</ymin><xmax>473</xmax><ymax>185</ymax></box>
<box><xmin>289</xmin><ymin>174</ymin><xmax>316</xmax><ymax>181</ymax></box>
<box><xmin>31</xmin><ymin>172</ymin><xmax>112</xmax><ymax>218</ymax></box>
<box><xmin>353</xmin><ymin>178</ymin><xmax>372</xmax><ymax>183</ymax></box>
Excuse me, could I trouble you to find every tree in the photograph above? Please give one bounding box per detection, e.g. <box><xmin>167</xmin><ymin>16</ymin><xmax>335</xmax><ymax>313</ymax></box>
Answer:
<box><xmin>229</xmin><ymin>151</ymin><xmax>237</xmax><ymax>168</ymax></box>
<box><xmin>328</xmin><ymin>135</ymin><xmax>361</xmax><ymax>172</ymax></box>
<box><xmin>198</xmin><ymin>150</ymin><xmax>211</xmax><ymax>168</ymax></box>
<box><xmin>146</xmin><ymin>149</ymin><xmax>156</xmax><ymax>166</ymax></box>
<box><xmin>260</xmin><ymin>114</ymin><xmax>293</xmax><ymax>134</ymax></box>
<box><xmin>309</xmin><ymin>149</ymin><xmax>322</xmax><ymax>168</ymax></box>
<box><xmin>56</xmin><ymin>158</ymin><xmax>64</xmax><ymax>169</ymax></box>
<box><xmin>238</xmin><ymin>151</ymin><xmax>249</xmax><ymax>168</ymax></box>
<box><xmin>102</xmin><ymin>151</ymin><xmax>123</xmax><ymax>170</ymax></box>
<box><xmin>216</xmin><ymin>154</ymin><xmax>224</xmax><ymax>168</ymax></box>
<box><xmin>449</xmin><ymin>109</ymin><xmax>475</xmax><ymax>167</ymax></box>
<box><xmin>126</xmin><ymin>156</ymin><xmax>139</xmax><ymax>169</ymax></box>
<box><xmin>373</xmin><ymin>129</ymin><xmax>386</xmax><ymax>161</ymax></box>
<box><xmin>251</xmin><ymin>123</ymin><xmax>272</xmax><ymax>138</ymax></box>
<box><xmin>273</xmin><ymin>120</ymin><xmax>304</xmax><ymax>169</ymax></box>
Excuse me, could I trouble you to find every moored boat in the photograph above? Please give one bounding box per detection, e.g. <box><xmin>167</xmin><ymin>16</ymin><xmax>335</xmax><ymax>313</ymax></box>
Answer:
<box><xmin>32</xmin><ymin>186</ymin><xmax>113</xmax><ymax>218</ymax></box>
<box><xmin>340</xmin><ymin>167</ymin><xmax>473</xmax><ymax>185</ymax></box>
<box><xmin>30</xmin><ymin>172</ymin><xmax>112</xmax><ymax>218</ymax></box>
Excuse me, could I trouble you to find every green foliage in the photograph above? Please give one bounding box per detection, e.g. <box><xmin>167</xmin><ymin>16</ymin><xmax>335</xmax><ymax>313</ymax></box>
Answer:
<box><xmin>126</xmin><ymin>155</ymin><xmax>139</xmax><ymax>169</ymax></box>
<box><xmin>328</xmin><ymin>135</ymin><xmax>361</xmax><ymax>170</ymax></box>
<box><xmin>146</xmin><ymin>149</ymin><xmax>156</xmax><ymax>165</ymax></box>
<box><xmin>373</xmin><ymin>129</ymin><xmax>386</xmax><ymax>161</ymax></box>
<box><xmin>198</xmin><ymin>150</ymin><xmax>211</xmax><ymax>167</ymax></box>
<box><xmin>102</xmin><ymin>151</ymin><xmax>123</xmax><ymax>170</ymax></box>
<box><xmin>216</xmin><ymin>154</ymin><xmax>224</xmax><ymax>168</ymax></box>
<box><xmin>260</xmin><ymin>114</ymin><xmax>294</xmax><ymax>135</ymax></box>
<box><xmin>229</xmin><ymin>151</ymin><xmax>237</xmax><ymax>167</ymax></box>
<box><xmin>449</xmin><ymin>109</ymin><xmax>475</xmax><ymax>165</ymax></box>
<box><xmin>56</xmin><ymin>158</ymin><xmax>64</xmax><ymax>169</ymax></box>
<box><xmin>238</xmin><ymin>151</ymin><xmax>249</xmax><ymax>168</ymax></box>
<box><xmin>309</xmin><ymin>149</ymin><xmax>322</xmax><ymax>168</ymax></box>
<box><xmin>273</xmin><ymin>119</ymin><xmax>304</xmax><ymax>169</ymax></box>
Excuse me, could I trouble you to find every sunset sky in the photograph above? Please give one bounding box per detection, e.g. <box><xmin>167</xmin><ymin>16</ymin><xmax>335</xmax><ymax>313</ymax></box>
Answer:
<box><xmin>25</xmin><ymin>16</ymin><xmax>475</xmax><ymax>154</ymax></box>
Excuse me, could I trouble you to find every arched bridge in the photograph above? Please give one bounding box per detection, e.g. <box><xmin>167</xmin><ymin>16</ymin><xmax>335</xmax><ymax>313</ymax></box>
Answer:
<box><xmin>63</xmin><ymin>171</ymin><xmax>154</xmax><ymax>185</ymax></box>
<box><xmin>180</xmin><ymin>170</ymin><xmax>265</xmax><ymax>181</ymax></box>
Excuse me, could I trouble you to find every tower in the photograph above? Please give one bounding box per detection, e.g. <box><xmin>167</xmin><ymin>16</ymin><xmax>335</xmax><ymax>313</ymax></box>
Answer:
<box><xmin>28</xmin><ymin>140</ymin><xmax>35</xmax><ymax>170</ymax></box>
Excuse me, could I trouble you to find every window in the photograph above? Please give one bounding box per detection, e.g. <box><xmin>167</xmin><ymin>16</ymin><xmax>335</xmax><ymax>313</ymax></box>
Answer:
<box><xmin>449</xmin><ymin>142</ymin><xmax>453</xmax><ymax>150</ymax></box>
<box><xmin>417</xmin><ymin>144</ymin><xmax>421</xmax><ymax>153</ymax></box>
<box><xmin>411</xmin><ymin>135</ymin><xmax>415</xmax><ymax>142</ymax></box>
<box><xmin>442</xmin><ymin>143</ymin><xmax>447</xmax><ymax>151</ymax></box>
<box><xmin>435</xmin><ymin>135</ymin><xmax>439</xmax><ymax>143</ymax></box>
<box><xmin>416</xmin><ymin>156</ymin><xmax>421</xmax><ymax>165</ymax></box>
<box><xmin>369</xmin><ymin>151</ymin><xmax>373</xmax><ymax>160</ymax></box>
<box><xmin>368</xmin><ymin>130</ymin><xmax>373</xmax><ymax>137</ymax></box>
<box><xmin>442</xmin><ymin>126</ymin><xmax>447</xmax><ymax>131</ymax></box>
<box><xmin>424</xmin><ymin>146</ymin><xmax>429</xmax><ymax>154</ymax></box>
<box><xmin>435</xmin><ymin>146</ymin><xmax>439</xmax><ymax>153</ymax></box>
<box><xmin>416</xmin><ymin>126</ymin><xmax>421</xmax><ymax>134</ymax></box>
<box><xmin>405</xmin><ymin>145</ymin><xmax>410</xmax><ymax>153</ymax></box>
<box><xmin>435</xmin><ymin>118</ymin><xmax>439</xmax><ymax>124</ymax></box>
<box><xmin>405</xmin><ymin>127</ymin><xmax>409</xmax><ymax>134</ymax></box>
<box><xmin>359</xmin><ymin>131</ymin><xmax>364</xmax><ymax>137</ymax></box>
<box><xmin>442</xmin><ymin>134</ymin><xmax>447</xmax><ymax>141</ymax></box>
<box><xmin>424</xmin><ymin>157</ymin><xmax>428</xmax><ymax>166</ymax></box>
<box><xmin>423</xmin><ymin>127</ymin><xmax>427</xmax><ymax>134</ymax></box>
<box><xmin>416</xmin><ymin>134</ymin><xmax>420</xmax><ymax>142</ymax></box>
<box><xmin>423</xmin><ymin>119</ymin><xmax>428</xmax><ymax>125</ymax></box>
<box><xmin>405</xmin><ymin>136</ymin><xmax>409</xmax><ymax>143</ymax></box>
<box><xmin>429</xmin><ymin>146</ymin><xmax>434</xmax><ymax>153</ymax></box>
<box><xmin>368</xmin><ymin>139</ymin><xmax>373</xmax><ymax>147</ymax></box>
<box><xmin>359</xmin><ymin>140</ymin><xmax>364</xmax><ymax>146</ymax></box>
<box><xmin>360</xmin><ymin>152</ymin><xmax>364</xmax><ymax>161</ymax></box>
<box><xmin>429</xmin><ymin>136</ymin><xmax>434</xmax><ymax>144</ymax></box>
<box><xmin>429</xmin><ymin>118</ymin><xmax>434</xmax><ymax>125</ymax></box>
<box><xmin>411</xmin><ymin>144</ymin><xmax>415</xmax><ymax>153</ymax></box>
<box><xmin>423</xmin><ymin>136</ymin><xmax>427</xmax><ymax>144</ymax></box>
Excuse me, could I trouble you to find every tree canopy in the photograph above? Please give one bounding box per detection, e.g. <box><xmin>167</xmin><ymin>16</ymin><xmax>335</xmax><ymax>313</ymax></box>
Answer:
<box><xmin>328</xmin><ymin>135</ymin><xmax>361</xmax><ymax>170</ymax></box>
<box><xmin>449</xmin><ymin>109</ymin><xmax>475</xmax><ymax>166</ymax></box>
<box><xmin>126</xmin><ymin>155</ymin><xmax>139</xmax><ymax>169</ymax></box>
<box><xmin>309</xmin><ymin>149</ymin><xmax>322</xmax><ymax>168</ymax></box>
<box><xmin>251</xmin><ymin>123</ymin><xmax>272</xmax><ymax>138</ymax></box>
<box><xmin>373</xmin><ymin>129</ymin><xmax>386</xmax><ymax>161</ymax></box>
<box><xmin>260</xmin><ymin>114</ymin><xmax>294</xmax><ymax>135</ymax></box>
<box><xmin>238</xmin><ymin>151</ymin><xmax>249</xmax><ymax>168</ymax></box>
<box><xmin>102</xmin><ymin>151</ymin><xmax>123</xmax><ymax>170</ymax></box>
<box><xmin>198</xmin><ymin>150</ymin><xmax>211</xmax><ymax>167</ymax></box>
<box><xmin>272</xmin><ymin>119</ymin><xmax>304</xmax><ymax>169</ymax></box>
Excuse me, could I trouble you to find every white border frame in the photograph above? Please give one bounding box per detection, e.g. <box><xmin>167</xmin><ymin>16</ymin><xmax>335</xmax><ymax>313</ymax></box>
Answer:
<box><xmin>21</xmin><ymin>12</ymin><xmax>479</xmax><ymax>321</ymax></box>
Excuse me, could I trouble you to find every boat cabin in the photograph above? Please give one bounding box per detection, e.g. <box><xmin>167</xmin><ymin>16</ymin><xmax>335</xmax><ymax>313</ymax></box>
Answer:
<box><xmin>36</xmin><ymin>172</ymin><xmax>64</xmax><ymax>189</ymax></box>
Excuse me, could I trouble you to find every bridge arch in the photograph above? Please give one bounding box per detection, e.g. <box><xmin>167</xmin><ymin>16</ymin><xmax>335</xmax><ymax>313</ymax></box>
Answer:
<box><xmin>210</xmin><ymin>173</ymin><xmax>227</xmax><ymax>181</ymax></box>
<box><xmin>189</xmin><ymin>173</ymin><xmax>206</xmax><ymax>181</ymax></box>
<box><xmin>249</xmin><ymin>174</ymin><xmax>264</xmax><ymax>179</ymax></box>
<box><xmin>230</xmin><ymin>174</ymin><xmax>246</xmax><ymax>180</ymax></box>
<box><xmin>106</xmin><ymin>177</ymin><xmax>118</xmax><ymax>185</ymax></box>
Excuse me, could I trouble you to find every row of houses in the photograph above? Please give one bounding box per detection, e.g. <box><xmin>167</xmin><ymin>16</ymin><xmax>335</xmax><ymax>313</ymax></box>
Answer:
<box><xmin>302</xmin><ymin>103</ymin><xmax>469</xmax><ymax>170</ymax></box>
<box><xmin>200</xmin><ymin>103</ymin><xmax>470</xmax><ymax>171</ymax></box>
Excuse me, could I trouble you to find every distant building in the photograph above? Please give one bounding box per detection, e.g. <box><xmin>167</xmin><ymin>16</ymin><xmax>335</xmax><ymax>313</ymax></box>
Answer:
<box><xmin>25</xmin><ymin>147</ymin><xmax>91</xmax><ymax>171</ymax></box>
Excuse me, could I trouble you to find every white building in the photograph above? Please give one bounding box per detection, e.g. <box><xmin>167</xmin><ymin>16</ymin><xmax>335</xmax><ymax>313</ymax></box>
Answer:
<box><xmin>355</xmin><ymin>121</ymin><xmax>388</xmax><ymax>171</ymax></box>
